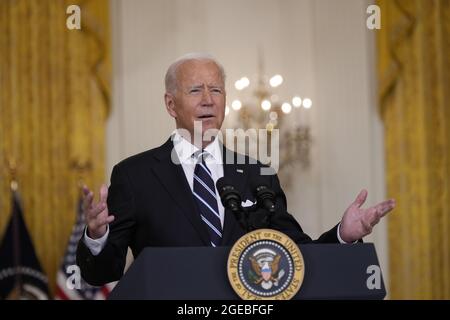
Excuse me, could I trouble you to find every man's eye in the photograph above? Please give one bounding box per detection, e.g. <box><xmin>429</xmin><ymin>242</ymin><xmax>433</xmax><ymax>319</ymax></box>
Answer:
<box><xmin>189</xmin><ymin>89</ymin><xmax>201</xmax><ymax>94</ymax></box>
<box><xmin>211</xmin><ymin>88</ymin><xmax>222</xmax><ymax>94</ymax></box>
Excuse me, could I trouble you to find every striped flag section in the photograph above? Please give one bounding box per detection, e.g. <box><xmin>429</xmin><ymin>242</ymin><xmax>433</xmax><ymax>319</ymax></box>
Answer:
<box><xmin>55</xmin><ymin>197</ymin><xmax>116</xmax><ymax>300</ymax></box>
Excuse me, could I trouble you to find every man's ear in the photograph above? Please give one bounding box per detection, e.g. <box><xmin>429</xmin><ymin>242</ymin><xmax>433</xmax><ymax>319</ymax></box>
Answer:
<box><xmin>164</xmin><ymin>93</ymin><xmax>177</xmax><ymax>118</ymax></box>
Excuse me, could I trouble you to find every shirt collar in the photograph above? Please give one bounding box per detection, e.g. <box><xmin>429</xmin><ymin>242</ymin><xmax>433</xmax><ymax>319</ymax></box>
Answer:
<box><xmin>172</xmin><ymin>130</ymin><xmax>223</xmax><ymax>165</ymax></box>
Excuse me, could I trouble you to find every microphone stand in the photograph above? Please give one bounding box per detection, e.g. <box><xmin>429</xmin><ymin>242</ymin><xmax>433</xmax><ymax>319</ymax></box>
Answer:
<box><xmin>228</xmin><ymin>204</ymin><xmax>250</xmax><ymax>232</ymax></box>
<box><xmin>244</xmin><ymin>204</ymin><xmax>272</xmax><ymax>231</ymax></box>
<box><xmin>230</xmin><ymin>204</ymin><xmax>273</xmax><ymax>232</ymax></box>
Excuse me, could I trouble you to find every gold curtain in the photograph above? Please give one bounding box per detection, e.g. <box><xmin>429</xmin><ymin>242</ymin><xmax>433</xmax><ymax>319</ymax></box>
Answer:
<box><xmin>0</xmin><ymin>0</ymin><xmax>111</xmax><ymax>294</ymax></box>
<box><xmin>377</xmin><ymin>0</ymin><xmax>450</xmax><ymax>299</ymax></box>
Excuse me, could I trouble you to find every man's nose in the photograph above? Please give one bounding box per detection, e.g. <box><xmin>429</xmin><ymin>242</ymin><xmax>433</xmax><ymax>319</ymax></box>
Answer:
<box><xmin>201</xmin><ymin>89</ymin><xmax>213</xmax><ymax>105</ymax></box>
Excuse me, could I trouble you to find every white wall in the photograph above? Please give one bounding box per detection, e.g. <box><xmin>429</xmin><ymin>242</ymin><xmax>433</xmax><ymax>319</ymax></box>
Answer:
<box><xmin>310</xmin><ymin>0</ymin><xmax>388</xmax><ymax>289</ymax></box>
<box><xmin>109</xmin><ymin>0</ymin><xmax>388</xmax><ymax>290</ymax></box>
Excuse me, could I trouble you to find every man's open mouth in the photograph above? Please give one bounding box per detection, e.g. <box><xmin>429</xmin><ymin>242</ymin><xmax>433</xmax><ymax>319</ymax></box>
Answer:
<box><xmin>198</xmin><ymin>115</ymin><xmax>214</xmax><ymax>119</ymax></box>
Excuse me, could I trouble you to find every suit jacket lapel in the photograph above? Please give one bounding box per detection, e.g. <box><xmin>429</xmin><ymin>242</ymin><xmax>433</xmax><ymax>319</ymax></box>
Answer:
<box><xmin>221</xmin><ymin>146</ymin><xmax>249</xmax><ymax>245</ymax></box>
<box><xmin>151</xmin><ymin>139</ymin><xmax>210</xmax><ymax>245</ymax></box>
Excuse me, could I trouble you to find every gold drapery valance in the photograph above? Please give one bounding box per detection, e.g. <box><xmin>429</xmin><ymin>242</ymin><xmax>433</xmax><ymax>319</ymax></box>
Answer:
<box><xmin>377</xmin><ymin>0</ymin><xmax>450</xmax><ymax>299</ymax></box>
<box><xmin>0</xmin><ymin>0</ymin><xmax>111</xmax><ymax>294</ymax></box>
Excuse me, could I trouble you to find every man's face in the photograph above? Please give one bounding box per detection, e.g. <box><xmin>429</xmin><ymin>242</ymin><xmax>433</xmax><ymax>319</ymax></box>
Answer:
<box><xmin>165</xmin><ymin>60</ymin><xmax>226</xmax><ymax>143</ymax></box>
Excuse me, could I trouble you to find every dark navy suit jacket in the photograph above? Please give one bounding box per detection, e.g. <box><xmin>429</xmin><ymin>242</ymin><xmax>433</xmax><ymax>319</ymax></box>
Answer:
<box><xmin>76</xmin><ymin>138</ymin><xmax>339</xmax><ymax>285</ymax></box>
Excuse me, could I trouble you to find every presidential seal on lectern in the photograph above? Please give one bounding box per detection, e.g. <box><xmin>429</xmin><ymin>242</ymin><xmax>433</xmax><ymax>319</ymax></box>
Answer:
<box><xmin>227</xmin><ymin>229</ymin><xmax>304</xmax><ymax>300</ymax></box>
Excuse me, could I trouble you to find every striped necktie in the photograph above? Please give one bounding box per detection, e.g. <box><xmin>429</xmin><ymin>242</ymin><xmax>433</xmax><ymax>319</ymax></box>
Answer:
<box><xmin>192</xmin><ymin>151</ymin><xmax>222</xmax><ymax>247</ymax></box>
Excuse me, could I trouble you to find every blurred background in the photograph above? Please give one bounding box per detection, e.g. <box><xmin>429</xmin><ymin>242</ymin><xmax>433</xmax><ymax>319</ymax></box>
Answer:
<box><xmin>0</xmin><ymin>0</ymin><xmax>449</xmax><ymax>299</ymax></box>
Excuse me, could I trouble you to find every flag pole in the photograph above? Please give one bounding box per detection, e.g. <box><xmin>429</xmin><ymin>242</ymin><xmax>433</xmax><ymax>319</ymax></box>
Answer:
<box><xmin>71</xmin><ymin>159</ymin><xmax>92</xmax><ymax>215</ymax></box>
<box><xmin>71</xmin><ymin>159</ymin><xmax>92</xmax><ymax>187</ymax></box>
<box><xmin>7</xmin><ymin>157</ymin><xmax>23</xmax><ymax>297</ymax></box>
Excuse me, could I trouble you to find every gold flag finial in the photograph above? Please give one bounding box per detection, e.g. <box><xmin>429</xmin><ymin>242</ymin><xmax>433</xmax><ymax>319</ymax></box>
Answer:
<box><xmin>6</xmin><ymin>157</ymin><xmax>18</xmax><ymax>191</ymax></box>
<box><xmin>70</xmin><ymin>159</ymin><xmax>92</xmax><ymax>189</ymax></box>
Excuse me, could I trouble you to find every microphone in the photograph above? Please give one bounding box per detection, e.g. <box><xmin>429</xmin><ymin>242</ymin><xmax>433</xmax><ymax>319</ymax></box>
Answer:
<box><xmin>216</xmin><ymin>177</ymin><xmax>242</xmax><ymax>212</ymax></box>
<box><xmin>250</xmin><ymin>178</ymin><xmax>276</xmax><ymax>214</ymax></box>
<box><xmin>216</xmin><ymin>177</ymin><xmax>248</xmax><ymax>231</ymax></box>
<box><xmin>250</xmin><ymin>178</ymin><xmax>276</xmax><ymax>228</ymax></box>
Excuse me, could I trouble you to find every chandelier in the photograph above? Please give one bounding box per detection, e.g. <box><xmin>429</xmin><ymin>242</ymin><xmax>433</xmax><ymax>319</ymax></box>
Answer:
<box><xmin>224</xmin><ymin>54</ymin><xmax>313</xmax><ymax>186</ymax></box>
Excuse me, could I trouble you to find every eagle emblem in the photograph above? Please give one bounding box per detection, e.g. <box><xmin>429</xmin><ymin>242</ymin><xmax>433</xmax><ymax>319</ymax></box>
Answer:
<box><xmin>228</xmin><ymin>229</ymin><xmax>304</xmax><ymax>299</ymax></box>
<box><xmin>248</xmin><ymin>248</ymin><xmax>285</xmax><ymax>290</ymax></box>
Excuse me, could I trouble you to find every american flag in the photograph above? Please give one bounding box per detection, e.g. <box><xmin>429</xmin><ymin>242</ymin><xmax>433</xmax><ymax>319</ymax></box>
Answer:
<box><xmin>55</xmin><ymin>197</ymin><xmax>115</xmax><ymax>300</ymax></box>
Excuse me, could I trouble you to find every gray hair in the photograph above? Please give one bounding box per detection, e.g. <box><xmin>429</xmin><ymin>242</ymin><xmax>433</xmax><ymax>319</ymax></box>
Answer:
<box><xmin>164</xmin><ymin>52</ymin><xmax>226</xmax><ymax>94</ymax></box>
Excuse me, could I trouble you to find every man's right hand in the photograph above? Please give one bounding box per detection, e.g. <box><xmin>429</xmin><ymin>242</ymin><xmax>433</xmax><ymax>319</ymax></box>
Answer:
<box><xmin>82</xmin><ymin>184</ymin><xmax>115</xmax><ymax>239</ymax></box>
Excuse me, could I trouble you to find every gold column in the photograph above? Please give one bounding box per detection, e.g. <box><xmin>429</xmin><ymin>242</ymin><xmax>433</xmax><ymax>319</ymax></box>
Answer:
<box><xmin>377</xmin><ymin>0</ymin><xmax>450</xmax><ymax>299</ymax></box>
<box><xmin>0</xmin><ymin>0</ymin><xmax>111</xmax><ymax>294</ymax></box>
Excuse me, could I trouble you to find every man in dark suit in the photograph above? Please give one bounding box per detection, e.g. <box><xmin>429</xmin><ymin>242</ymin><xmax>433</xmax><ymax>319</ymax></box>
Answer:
<box><xmin>76</xmin><ymin>53</ymin><xmax>395</xmax><ymax>286</ymax></box>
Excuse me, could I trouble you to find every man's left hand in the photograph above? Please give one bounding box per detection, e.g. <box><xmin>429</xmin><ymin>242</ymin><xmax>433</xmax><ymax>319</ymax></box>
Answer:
<box><xmin>339</xmin><ymin>189</ymin><xmax>395</xmax><ymax>243</ymax></box>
